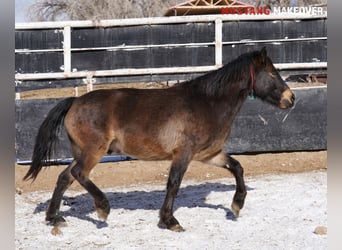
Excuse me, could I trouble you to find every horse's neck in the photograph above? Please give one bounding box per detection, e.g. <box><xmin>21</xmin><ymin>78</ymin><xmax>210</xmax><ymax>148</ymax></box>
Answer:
<box><xmin>180</xmin><ymin>72</ymin><xmax>250</xmax><ymax>121</ymax></box>
<box><xmin>210</xmin><ymin>81</ymin><xmax>249</xmax><ymax>126</ymax></box>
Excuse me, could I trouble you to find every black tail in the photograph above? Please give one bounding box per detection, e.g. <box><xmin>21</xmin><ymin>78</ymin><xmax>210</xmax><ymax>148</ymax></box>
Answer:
<box><xmin>23</xmin><ymin>97</ymin><xmax>76</xmax><ymax>181</ymax></box>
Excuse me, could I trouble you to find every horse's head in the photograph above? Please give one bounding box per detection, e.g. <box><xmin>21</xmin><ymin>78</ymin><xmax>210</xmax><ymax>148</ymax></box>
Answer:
<box><xmin>251</xmin><ymin>47</ymin><xmax>295</xmax><ymax>109</ymax></box>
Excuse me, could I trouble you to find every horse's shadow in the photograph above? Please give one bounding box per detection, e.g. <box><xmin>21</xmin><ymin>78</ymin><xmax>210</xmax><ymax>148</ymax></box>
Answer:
<box><xmin>33</xmin><ymin>182</ymin><xmax>253</xmax><ymax>228</ymax></box>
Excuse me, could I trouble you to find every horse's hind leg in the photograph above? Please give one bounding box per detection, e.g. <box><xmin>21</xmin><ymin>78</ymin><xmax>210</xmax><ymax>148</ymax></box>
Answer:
<box><xmin>206</xmin><ymin>152</ymin><xmax>247</xmax><ymax>217</ymax></box>
<box><xmin>70</xmin><ymin>153</ymin><xmax>110</xmax><ymax>221</ymax></box>
<box><xmin>46</xmin><ymin>160</ymin><xmax>76</xmax><ymax>226</ymax></box>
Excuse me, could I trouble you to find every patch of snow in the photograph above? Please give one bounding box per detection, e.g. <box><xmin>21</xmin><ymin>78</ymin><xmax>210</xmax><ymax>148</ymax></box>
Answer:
<box><xmin>15</xmin><ymin>171</ymin><xmax>327</xmax><ymax>249</ymax></box>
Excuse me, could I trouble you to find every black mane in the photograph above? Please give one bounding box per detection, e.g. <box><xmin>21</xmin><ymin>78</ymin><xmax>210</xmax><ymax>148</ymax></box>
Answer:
<box><xmin>179</xmin><ymin>51</ymin><xmax>257</xmax><ymax>97</ymax></box>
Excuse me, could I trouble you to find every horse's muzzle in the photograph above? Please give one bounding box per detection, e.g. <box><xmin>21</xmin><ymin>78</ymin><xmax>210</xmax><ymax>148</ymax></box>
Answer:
<box><xmin>279</xmin><ymin>89</ymin><xmax>295</xmax><ymax>109</ymax></box>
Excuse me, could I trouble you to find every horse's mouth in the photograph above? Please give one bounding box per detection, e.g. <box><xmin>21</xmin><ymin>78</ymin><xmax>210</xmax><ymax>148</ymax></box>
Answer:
<box><xmin>279</xmin><ymin>89</ymin><xmax>295</xmax><ymax>109</ymax></box>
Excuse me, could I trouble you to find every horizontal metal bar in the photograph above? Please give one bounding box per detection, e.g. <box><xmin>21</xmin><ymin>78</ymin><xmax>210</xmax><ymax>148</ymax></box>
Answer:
<box><xmin>14</xmin><ymin>42</ymin><xmax>215</xmax><ymax>53</ymax></box>
<box><xmin>15</xmin><ymin>36</ymin><xmax>327</xmax><ymax>54</ymax></box>
<box><xmin>275</xmin><ymin>62</ymin><xmax>326</xmax><ymax>70</ymax></box>
<box><xmin>15</xmin><ymin>14</ymin><xmax>326</xmax><ymax>30</ymax></box>
<box><xmin>222</xmin><ymin>36</ymin><xmax>327</xmax><ymax>45</ymax></box>
<box><xmin>15</xmin><ymin>62</ymin><xmax>327</xmax><ymax>81</ymax></box>
<box><xmin>291</xmin><ymin>85</ymin><xmax>327</xmax><ymax>90</ymax></box>
<box><xmin>14</xmin><ymin>66</ymin><xmax>219</xmax><ymax>80</ymax></box>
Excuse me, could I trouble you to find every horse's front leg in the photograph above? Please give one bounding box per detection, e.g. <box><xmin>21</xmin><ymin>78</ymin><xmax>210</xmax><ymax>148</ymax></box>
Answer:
<box><xmin>225</xmin><ymin>155</ymin><xmax>247</xmax><ymax>217</ymax></box>
<box><xmin>159</xmin><ymin>149</ymin><xmax>192</xmax><ymax>232</ymax></box>
<box><xmin>206</xmin><ymin>152</ymin><xmax>247</xmax><ymax>217</ymax></box>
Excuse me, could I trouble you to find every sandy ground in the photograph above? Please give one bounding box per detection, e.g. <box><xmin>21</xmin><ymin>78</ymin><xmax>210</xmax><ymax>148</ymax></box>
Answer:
<box><xmin>15</xmin><ymin>151</ymin><xmax>327</xmax><ymax>249</ymax></box>
<box><xmin>15</xmin><ymin>169</ymin><xmax>327</xmax><ymax>249</ymax></box>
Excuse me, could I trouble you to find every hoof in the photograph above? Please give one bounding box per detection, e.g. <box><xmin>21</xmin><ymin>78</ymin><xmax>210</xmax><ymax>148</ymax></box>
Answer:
<box><xmin>96</xmin><ymin>208</ymin><xmax>109</xmax><ymax>221</ymax></box>
<box><xmin>231</xmin><ymin>191</ymin><xmax>246</xmax><ymax>218</ymax></box>
<box><xmin>46</xmin><ymin>215</ymin><xmax>67</xmax><ymax>227</ymax></box>
<box><xmin>169</xmin><ymin>224</ymin><xmax>185</xmax><ymax>232</ymax></box>
<box><xmin>231</xmin><ymin>202</ymin><xmax>240</xmax><ymax>218</ymax></box>
<box><xmin>51</xmin><ymin>226</ymin><xmax>63</xmax><ymax>236</ymax></box>
<box><xmin>46</xmin><ymin>215</ymin><xmax>66</xmax><ymax>236</ymax></box>
<box><xmin>158</xmin><ymin>220</ymin><xmax>185</xmax><ymax>232</ymax></box>
<box><xmin>95</xmin><ymin>199</ymin><xmax>110</xmax><ymax>221</ymax></box>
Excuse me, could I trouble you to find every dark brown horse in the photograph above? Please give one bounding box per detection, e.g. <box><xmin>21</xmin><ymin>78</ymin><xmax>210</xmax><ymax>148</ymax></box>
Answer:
<box><xmin>24</xmin><ymin>48</ymin><xmax>295</xmax><ymax>232</ymax></box>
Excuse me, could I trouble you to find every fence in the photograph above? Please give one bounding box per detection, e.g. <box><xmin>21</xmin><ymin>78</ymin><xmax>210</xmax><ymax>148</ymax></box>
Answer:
<box><xmin>15</xmin><ymin>13</ymin><xmax>327</xmax><ymax>91</ymax></box>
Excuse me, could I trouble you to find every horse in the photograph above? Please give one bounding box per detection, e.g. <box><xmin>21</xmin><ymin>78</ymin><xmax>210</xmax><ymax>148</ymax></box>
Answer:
<box><xmin>23</xmin><ymin>47</ymin><xmax>295</xmax><ymax>232</ymax></box>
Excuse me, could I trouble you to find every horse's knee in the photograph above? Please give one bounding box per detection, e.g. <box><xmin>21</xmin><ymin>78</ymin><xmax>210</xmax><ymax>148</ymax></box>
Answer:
<box><xmin>167</xmin><ymin>167</ymin><xmax>185</xmax><ymax>190</ymax></box>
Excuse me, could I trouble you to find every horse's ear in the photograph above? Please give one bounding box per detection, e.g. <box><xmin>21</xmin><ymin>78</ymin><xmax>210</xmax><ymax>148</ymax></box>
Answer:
<box><xmin>260</xmin><ymin>47</ymin><xmax>267</xmax><ymax>64</ymax></box>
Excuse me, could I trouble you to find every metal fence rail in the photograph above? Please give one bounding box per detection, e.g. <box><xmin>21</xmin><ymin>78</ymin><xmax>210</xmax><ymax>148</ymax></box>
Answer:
<box><xmin>15</xmin><ymin>14</ymin><xmax>327</xmax><ymax>85</ymax></box>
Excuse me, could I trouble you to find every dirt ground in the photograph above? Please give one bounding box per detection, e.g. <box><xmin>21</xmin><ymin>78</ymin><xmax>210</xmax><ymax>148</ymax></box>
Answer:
<box><xmin>15</xmin><ymin>150</ymin><xmax>327</xmax><ymax>193</ymax></box>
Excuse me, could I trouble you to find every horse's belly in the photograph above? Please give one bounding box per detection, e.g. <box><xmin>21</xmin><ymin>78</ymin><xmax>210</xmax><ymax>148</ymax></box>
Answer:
<box><xmin>124</xmin><ymin>146</ymin><xmax>172</xmax><ymax>161</ymax></box>
<box><xmin>108</xmin><ymin>136</ymin><xmax>172</xmax><ymax>161</ymax></box>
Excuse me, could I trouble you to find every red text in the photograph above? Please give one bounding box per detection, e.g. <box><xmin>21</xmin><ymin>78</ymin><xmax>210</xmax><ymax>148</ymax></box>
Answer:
<box><xmin>221</xmin><ymin>7</ymin><xmax>271</xmax><ymax>15</ymax></box>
